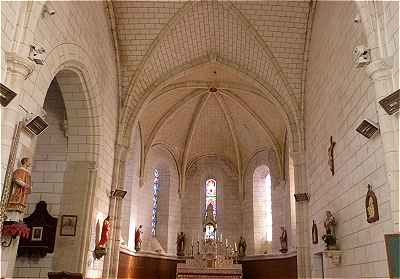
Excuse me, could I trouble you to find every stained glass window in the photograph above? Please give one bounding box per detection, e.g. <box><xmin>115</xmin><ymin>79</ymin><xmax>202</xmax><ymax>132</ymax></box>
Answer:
<box><xmin>151</xmin><ymin>168</ymin><xmax>160</xmax><ymax>236</ymax></box>
<box><xmin>205</xmin><ymin>178</ymin><xmax>217</xmax><ymax>239</ymax></box>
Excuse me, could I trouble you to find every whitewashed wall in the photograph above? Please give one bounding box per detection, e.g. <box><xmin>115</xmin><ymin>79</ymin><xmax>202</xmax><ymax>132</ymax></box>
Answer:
<box><xmin>305</xmin><ymin>1</ymin><xmax>397</xmax><ymax>278</ymax></box>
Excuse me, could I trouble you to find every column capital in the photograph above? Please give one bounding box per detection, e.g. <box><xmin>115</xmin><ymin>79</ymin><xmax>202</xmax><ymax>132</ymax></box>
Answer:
<box><xmin>5</xmin><ymin>52</ymin><xmax>35</xmax><ymax>80</ymax></box>
<box><xmin>366</xmin><ymin>57</ymin><xmax>393</xmax><ymax>81</ymax></box>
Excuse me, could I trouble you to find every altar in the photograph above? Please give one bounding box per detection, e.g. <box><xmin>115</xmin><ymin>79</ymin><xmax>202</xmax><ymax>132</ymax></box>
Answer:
<box><xmin>176</xmin><ymin>199</ymin><xmax>242</xmax><ymax>278</ymax></box>
<box><xmin>176</xmin><ymin>238</ymin><xmax>242</xmax><ymax>279</ymax></box>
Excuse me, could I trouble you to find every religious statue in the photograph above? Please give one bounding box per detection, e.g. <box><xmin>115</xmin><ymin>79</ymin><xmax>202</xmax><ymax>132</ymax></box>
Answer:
<box><xmin>312</xmin><ymin>220</ymin><xmax>318</xmax><ymax>244</ymax></box>
<box><xmin>135</xmin><ymin>225</ymin><xmax>143</xmax><ymax>251</ymax></box>
<box><xmin>97</xmin><ymin>216</ymin><xmax>111</xmax><ymax>247</ymax></box>
<box><xmin>94</xmin><ymin>216</ymin><xmax>111</xmax><ymax>259</ymax></box>
<box><xmin>238</xmin><ymin>236</ymin><xmax>246</xmax><ymax>257</ymax></box>
<box><xmin>366</xmin><ymin>184</ymin><xmax>379</xmax><ymax>223</ymax></box>
<box><xmin>322</xmin><ymin>211</ymin><xmax>337</xmax><ymax>249</ymax></box>
<box><xmin>279</xmin><ymin>226</ymin><xmax>288</xmax><ymax>253</ymax></box>
<box><xmin>177</xmin><ymin>231</ymin><xmax>185</xmax><ymax>256</ymax></box>
<box><xmin>7</xmin><ymin>158</ymin><xmax>32</xmax><ymax>213</ymax></box>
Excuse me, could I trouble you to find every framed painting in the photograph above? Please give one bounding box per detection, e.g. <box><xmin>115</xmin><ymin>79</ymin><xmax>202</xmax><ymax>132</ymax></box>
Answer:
<box><xmin>60</xmin><ymin>215</ymin><xmax>77</xmax><ymax>236</ymax></box>
<box><xmin>31</xmin><ymin>226</ymin><xmax>43</xmax><ymax>241</ymax></box>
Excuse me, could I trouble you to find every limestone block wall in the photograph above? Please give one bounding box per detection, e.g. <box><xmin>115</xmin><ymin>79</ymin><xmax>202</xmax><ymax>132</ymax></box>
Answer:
<box><xmin>305</xmin><ymin>1</ymin><xmax>396</xmax><ymax>278</ymax></box>
<box><xmin>243</xmin><ymin>150</ymin><xmax>293</xmax><ymax>255</ymax></box>
<box><xmin>1</xmin><ymin>1</ymin><xmax>118</xmax><ymax>278</ymax></box>
<box><xmin>13</xmin><ymin>79</ymin><xmax>67</xmax><ymax>278</ymax></box>
<box><xmin>182</xmin><ymin>158</ymin><xmax>241</xmax><ymax>252</ymax></box>
<box><xmin>123</xmin><ymin>145</ymin><xmax>181</xmax><ymax>255</ymax></box>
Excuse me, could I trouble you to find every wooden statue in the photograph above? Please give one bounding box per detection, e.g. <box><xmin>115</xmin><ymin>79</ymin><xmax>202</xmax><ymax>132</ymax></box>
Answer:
<box><xmin>7</xmin><ymin>158</ymin><xmax>32</xmax><ymax>213</ymax></box>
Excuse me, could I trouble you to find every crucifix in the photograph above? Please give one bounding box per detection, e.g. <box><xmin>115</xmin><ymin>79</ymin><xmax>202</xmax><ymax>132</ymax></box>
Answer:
<box><xmin>328</xmin><ymin>136</ymin><xmax>336</xmax><ymax>175</ymax></box>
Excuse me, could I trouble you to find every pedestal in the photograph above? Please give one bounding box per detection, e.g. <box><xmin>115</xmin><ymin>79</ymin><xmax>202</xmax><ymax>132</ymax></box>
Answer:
<box><xmin>322</xmin><ymin>250</ymin><xmax>343</xmax><ymax>266</ymax></box>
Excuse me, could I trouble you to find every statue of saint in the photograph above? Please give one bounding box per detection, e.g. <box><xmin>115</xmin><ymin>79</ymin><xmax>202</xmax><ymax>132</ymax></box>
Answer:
<box><xmin>176</xmin><ymin>232</ymin><xmax>185</xmax><ymax>256</ymax></box>
<box><xmin>135</xmin><ymin>225</ymin><xmax>143</xmax><ymax>251</ymax></box>
<box><xmin>97</xmin><ymin>216</ymin><xmax>111</xmax><ymax>247</ymax></box>
<box><xmin>238</xmin><ymin>236</ymin><xmax>247</xmax><ymax>257</ymax></box>
<box><xmin>324</xmin><ymin>211</ymin><xmax>336</xmax><ymax>236</ymax></box>
<box><xmin>7</xmin><ymin>158</ymin><xmax>32</xmax><ymax>213</ymax></box>
<box><xmin>322</xmin><ymin>211</ymin><xmax>337</xmax><ymax>249</ymax></box>
<box><xmin>279</xmin><ymin>226</ymin><xmax>288</xmax><ymax>253</ymax></box>
<box><xmin>367</xmin><ymin>197</ymin><xmax>375</xmax><ymax>219</ymax></box>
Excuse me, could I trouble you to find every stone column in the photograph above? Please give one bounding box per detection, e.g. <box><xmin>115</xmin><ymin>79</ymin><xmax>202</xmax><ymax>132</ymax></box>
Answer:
<box><xmin>366</xmin><ymin>58</ymin><xmax>399</xmax><ymax>232</ymax></box>
<box><xmin>291</xmin><ymin>150</ymin><xmax>311</xmax><ymax>279</ymax></box>
<box><xmin>0</xmin><ymin>53</ymin><xmax>35</xmax><ymax>279</ymax></box>
<box><xmin>102</xmin><ymin>143</ymin><xmax>128</xmax><ymax>279</ymax></box>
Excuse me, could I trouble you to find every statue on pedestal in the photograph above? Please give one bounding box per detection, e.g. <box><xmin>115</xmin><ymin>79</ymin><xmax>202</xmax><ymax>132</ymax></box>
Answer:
<box><xmin>238</xmin><ymin>236</ymin><xmax>246</xmax><ymax>257</ymax></box>
<box><xmin>7</xmin><ymin>158</ymin><xmax>32</xmax><ymax>214</ymax></box>
<box><xmin>94</xmin><ymin>216</ymin><xmax>112</xmax><ymax>259</ymax></box>
<box><xmin>135</xmin><ymin>225</ymin><xmax>143</xmax><ymax>251</ymax></box>
<box><xmin>322</xmin><ymin>211</ymin><xmax>337</xmax><ymax>250</ymax></box>
<box><xmin>279</xmin><ymin>226</ymin><xmax>288</xmax><ymax>253</ymax></box>
<box><xmin>177</xmin><ymin>232</ymin><xmax>185</xmax><ymax>256</ymax></box>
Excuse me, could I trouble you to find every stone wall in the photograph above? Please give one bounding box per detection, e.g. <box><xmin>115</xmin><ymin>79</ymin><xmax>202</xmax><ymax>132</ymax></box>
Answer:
<box><xmin>1</xmin><ymin>1</ymin><xmax>118</xmax><ymax>278</ymax></box>
<box><xmin>305</xmin><ymin>1</ymin><xmax>396</xmax><ymax>278</ymax></box>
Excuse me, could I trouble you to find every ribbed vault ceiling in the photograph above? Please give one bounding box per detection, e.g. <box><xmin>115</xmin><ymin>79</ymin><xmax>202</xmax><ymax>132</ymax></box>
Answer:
<box><xmin>139</xmin><ymin>63</ymin><xmax>286</xmax><ymax>177</ymax></box>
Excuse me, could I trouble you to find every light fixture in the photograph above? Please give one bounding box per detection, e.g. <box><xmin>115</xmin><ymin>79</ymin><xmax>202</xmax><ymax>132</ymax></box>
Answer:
<box><xmin>28</xmin><ymin>45</ymin><xmax>46</xmax><ymax>65</ymax></box>
<box><xmin>25</xmin><ymin>115</ymin><xmax>48</xmax><ymax>136</ymax></box>
<box><xmin>0</xmin><ymin>83</ymin><xmax>17</xmax><ymax>107</ymax></box>
<box><xmin>379</xmin><ymin>89</ymin><xmax>399</xmax><ymax>115</ymax></box>
<box><xmin>294</xmin><ymin>193</ymin><xmax>310</xmax><ymax>202</ymax></box>
<box><xmin>111</xmin><ymin>189</ymin><xmax>127</xmax><ymax>200</ymax></box>
<box><xmin>356</xmin><ymin>119</ymin><xmax>379</xmax><ymax>139</ymax></box>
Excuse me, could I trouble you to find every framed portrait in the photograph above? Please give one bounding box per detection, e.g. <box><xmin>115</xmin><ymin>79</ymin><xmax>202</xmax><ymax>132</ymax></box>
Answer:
<box><xmin>60</xmin><ymin>215</ymin><xmax>77</xmax><ymax>236</ymax></box>
<box><xmin>31</xmin><ymin>226</ymin><xmax>43</xmax><ymax>241</ymax></box>
<box><xmin>366</xmin><ymin>184</ymin><xmax>379</xmax><ymax>223</ymax></box>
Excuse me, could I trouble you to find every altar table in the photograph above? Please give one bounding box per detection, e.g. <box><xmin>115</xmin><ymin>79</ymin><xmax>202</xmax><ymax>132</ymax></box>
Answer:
<box><xmin>176</xmin><ymin>263</ymin><xmax>242</xmax><ymax>279</ymax></box>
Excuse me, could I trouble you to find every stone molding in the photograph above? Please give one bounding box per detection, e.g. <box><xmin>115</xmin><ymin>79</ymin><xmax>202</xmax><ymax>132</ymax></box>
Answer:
<box><xmin>5</xmin><ymin>52</ymin><xmax>35</xmax><ymax>80</ymax></box>
<box><xmin>366</xmin><ymin>58</ymin><xmax>393</xmax><ymax>82</ymax></box>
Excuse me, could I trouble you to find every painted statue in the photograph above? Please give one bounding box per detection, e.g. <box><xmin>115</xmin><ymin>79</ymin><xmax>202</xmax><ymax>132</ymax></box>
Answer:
<box><xmin>279</xmin><ymin>226</ymin><xmax>288</xmax><ymax>253</ymax></box>
<box><xmin>322</xmin><ymin>211</ymin><xmax>337</xmax><ymax>249</ymax></box>
<box><xmin>176</xmin><ymin>231</ymin><xmax>185</xmax><ymax>256</ymax></box>
<box><xmin>7</xmin><ymin>158</ymin><xmax>32</xmax><ymax>213</ymax></box>
<box><xmin>135</xmin><ymin>225</ymin><xmax>143</xmax><ymax>251</ymax></box>
<box><xmin>97</xmin><ymin>216</ymin><xmax>112</xmax><ymax>247</ymax></box>
<box><xmin>238</xmin><ymin>236</ymin><xmax>247</xmax><ymax>257</ymax></box>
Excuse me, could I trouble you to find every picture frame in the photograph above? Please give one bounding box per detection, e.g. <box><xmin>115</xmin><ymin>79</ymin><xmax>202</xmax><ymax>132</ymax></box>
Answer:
<box><xmin>366</xmin><ymin>184</ymin><xmax>379</xmax><ymax>223</ymax></box>
<box><xmin>60</xmin><ymin>215</ymin><xmax>77</xmax><ymax>236</ymax></box>
<box><xmin>31</xmin><ymin>226</ymin><xmax>43</xmax><ymax>241</ymax></box>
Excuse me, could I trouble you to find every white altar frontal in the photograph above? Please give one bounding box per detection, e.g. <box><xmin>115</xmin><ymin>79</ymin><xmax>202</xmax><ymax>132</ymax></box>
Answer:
<box><xmin>176</xmin><ymin>238</ymin><xmax>242</xmax><ymax>279</ymax></box>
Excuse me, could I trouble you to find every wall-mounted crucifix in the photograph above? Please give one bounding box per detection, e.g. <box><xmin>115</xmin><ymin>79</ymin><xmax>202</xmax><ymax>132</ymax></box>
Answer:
<box><xmin>328</xmin><ymin>136</ymin><xmax>336</xmax><ymax>176</ymax></box>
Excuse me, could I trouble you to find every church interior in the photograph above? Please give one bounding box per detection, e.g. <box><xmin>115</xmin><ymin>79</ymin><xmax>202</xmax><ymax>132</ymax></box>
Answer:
<box><xmin>0</xmin><ymin>1</ymin><xmax>399</xmax><ymax>279</ymax></box>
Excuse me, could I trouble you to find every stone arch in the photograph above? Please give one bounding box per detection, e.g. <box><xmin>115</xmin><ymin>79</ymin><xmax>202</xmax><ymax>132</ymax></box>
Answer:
<box><xmin>119</xmin><ymin>0</ymin><xmax>304</xmax><ymax>154</ymax></box>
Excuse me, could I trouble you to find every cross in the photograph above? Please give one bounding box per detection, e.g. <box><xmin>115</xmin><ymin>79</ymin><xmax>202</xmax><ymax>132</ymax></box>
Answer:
<box><xmin>328</xmin><ymin>136</ymin><xmax>336</xmax><ymax>176</ymax></box>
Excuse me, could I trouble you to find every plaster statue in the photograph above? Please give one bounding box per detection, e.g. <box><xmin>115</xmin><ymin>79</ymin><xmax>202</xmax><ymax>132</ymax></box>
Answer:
<box><xmin>238</xmin><ymin>236</ymin><xmax>246</xmax><ymax>257</ymax></box>
<box><xmin>97</xmin><ymin>216</ymin><xmax>111</xmax><ymax>247</ymax></box>
<box><xmin>279</xmin><ymin>226</ymin><xmax>288</xmax><ymax>253</ymax></box>
<box><xmin>324</xmin><ymin>211</ymin><xmax>336</xmax><ymax>236</ymax></box>
<box><xmin>135</xmin><ymin>225</ymin><xmax>143</xmax><ymax>251</ymax></box>
<box><xmin>7</xmin><ymin>158</ymin><xmax>32</xmax><ymax>213</ymax></box>
<box><xmin>177</xmin><ymin>231</ymin><xmax>185</xmax><ymax>256</ymax></box>
<box><xmin>322</xmin><ymin>211</ymin><xmax>337</xmax><ymax>249</ymax></box>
